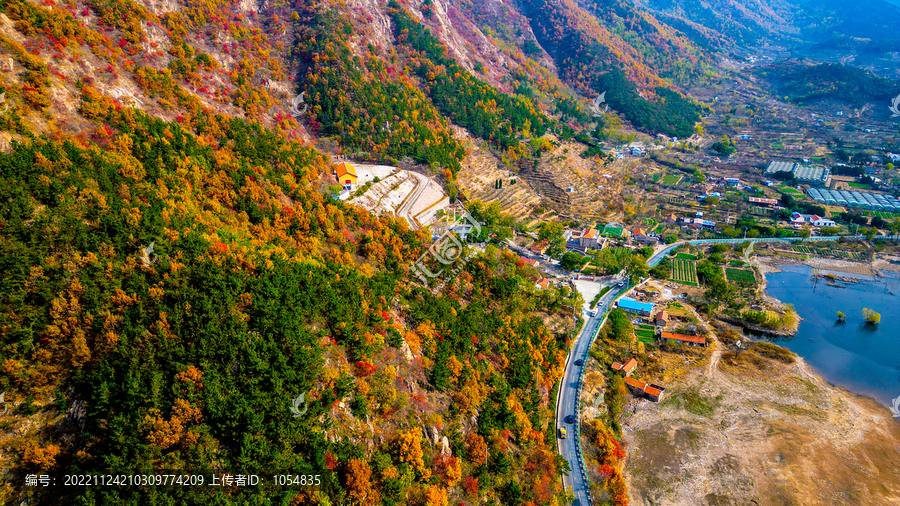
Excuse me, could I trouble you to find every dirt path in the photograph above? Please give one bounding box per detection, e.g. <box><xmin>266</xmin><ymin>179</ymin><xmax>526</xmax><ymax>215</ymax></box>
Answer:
<box><xmin>707</xmin><ymin>347</ymin><xmax>722</xmax><ymax>378</ymax></box>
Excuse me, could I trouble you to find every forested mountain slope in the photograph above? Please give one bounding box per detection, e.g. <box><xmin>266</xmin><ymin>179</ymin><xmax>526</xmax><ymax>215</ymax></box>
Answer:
<box><xmin>0</xmin><ymin>77</ymin><xmax>579</xmax><ymax>505</ymax></box>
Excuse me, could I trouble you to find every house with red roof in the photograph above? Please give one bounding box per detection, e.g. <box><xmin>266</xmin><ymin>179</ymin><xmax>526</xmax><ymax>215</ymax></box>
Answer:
<box><xmin>632</xmin><ymin>227</ymin><xmax>657</xmax><ymax>244</ymax></box>
<box><xmin>580</xmin><ymin>228</ymin><xmax>600</xmax><ymax>248</ymax></box>
<box><xmin>624</xmin><ymin>377</ymin><xmax>666</xmax><ymax>402</ymax></box>
<box><xmin>660</xmin><ymin>332</ymin><xmax>707</xmax><ymax>347</ymax></box>
<box><xmin>655</xmin><ymin>310</ymin><xmax>669</xmax><ymax>327</ymax></box>
<box><xmin>530</xmin><ymin>240</ymin><xmax>549</xmax><ymax>256</ymax></box>
<box><xmin>611</xmin><ymin>357</ymin><xmax>638</xmax><ymax>376</ymax></box>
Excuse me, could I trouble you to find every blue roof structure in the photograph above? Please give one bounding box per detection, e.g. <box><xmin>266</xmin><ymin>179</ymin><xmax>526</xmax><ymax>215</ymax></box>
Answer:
<box><xmin>618</xmin><ymin>297</ymin><xmax>655</xmax><ymax>313</ymax></box>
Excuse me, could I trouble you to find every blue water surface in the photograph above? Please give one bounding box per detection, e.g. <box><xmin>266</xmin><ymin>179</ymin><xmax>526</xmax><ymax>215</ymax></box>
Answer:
<box><xmin>763</xmin><ymin>265</ymin><xmax>900</xmax><ymax>407</ymax></box>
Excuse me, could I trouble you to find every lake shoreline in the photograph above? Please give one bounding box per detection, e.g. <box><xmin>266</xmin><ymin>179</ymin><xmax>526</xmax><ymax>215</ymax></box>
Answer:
<box><xmin>623</xmin><ymin>292</ymin><xmax>900</xmax><ymax>506</ymax></box>
<box><xmin>755</xmin><ymin>258</ymin><xmax>899</xmax><ymax>408</ymax></box>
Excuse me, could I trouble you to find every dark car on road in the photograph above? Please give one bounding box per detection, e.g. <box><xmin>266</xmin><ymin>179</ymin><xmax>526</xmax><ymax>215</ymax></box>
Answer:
<box><xmin>565</xmin><ymin>414</ymin><xmax>576</xmax><ymax>424</ymax></box>
<box><xmin>574</xmin><ymin>359</ymin><xmax>584</xmax><ymax>366</ymax></box>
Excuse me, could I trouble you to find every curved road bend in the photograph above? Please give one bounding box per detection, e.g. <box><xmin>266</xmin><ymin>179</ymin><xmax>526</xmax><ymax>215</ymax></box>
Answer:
<box><xmin>556</xmin><ymin>280</ymin><xmax>625</xmax><ymax>505</ymax></box>
<box><xmin>556</xmin><ymin>234</ymin><xmax>900</xmax><ymax>504</ymax></box>
<box><xmin>397</xmin><ymin>171</ymin><xmax>430</xmax><ymax>230</ymax></box>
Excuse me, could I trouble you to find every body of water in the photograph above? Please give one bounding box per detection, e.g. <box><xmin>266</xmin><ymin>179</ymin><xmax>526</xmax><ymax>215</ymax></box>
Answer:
<box><xmin>763</xmin><ymin>265</ymin><xmax>900</xmax><ymax>407</ymax></box>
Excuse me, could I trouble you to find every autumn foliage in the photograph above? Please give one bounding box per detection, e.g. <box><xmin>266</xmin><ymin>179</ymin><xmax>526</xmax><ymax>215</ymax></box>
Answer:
<box><xmin>0</xmin><ymin>0</ymin><xmax>579</xmax><ymax>503</ymax></box>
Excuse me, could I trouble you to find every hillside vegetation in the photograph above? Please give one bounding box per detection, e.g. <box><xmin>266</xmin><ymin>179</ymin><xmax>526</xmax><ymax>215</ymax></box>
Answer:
<box><xmin>757</xmin><ymin>62</ymin><xmax>899</xmax><ymax>107</ymax></box>
<box><xmin>0</xmin><ymin>87</ymin><xmax>575</xmax><ymax>506</ymax></box>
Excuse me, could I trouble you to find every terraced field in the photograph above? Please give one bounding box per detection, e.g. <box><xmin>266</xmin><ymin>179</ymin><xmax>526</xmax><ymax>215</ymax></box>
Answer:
<box><xmin>457</xmin><ymin>144</ymin><xmax>542</xmax><ymax>221</ymax></box>
<box><xmin>672</xmin><ymin>258</ymin><xmax>699</xmax><ymax>286</ymax></box>
<box><xmin>750</xmin><ymin>206</ymin><xmax>774</xmax><ymax>215</ymax></box>
<box><xmin>536</xmin><ymin>139</ymin><xmax>608</xmax><ymax>219</ymax></box>
<box><xmin>791</xmin><ymin>245</ymin><xmax>866</xmax><ymax>260</ymax></box>
<box><xmin>863</xmin><ymin>210</ymin><xmax>900</xmax><ymax>219</ymax></box>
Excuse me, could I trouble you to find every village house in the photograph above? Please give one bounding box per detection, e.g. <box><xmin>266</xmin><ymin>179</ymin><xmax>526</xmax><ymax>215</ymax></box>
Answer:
<box><xmin>749</xmin><ymin>197</ymin><xmax>779</xmax><ymax>206</ymax></box>
<box><xmin>580</xmin><ymin>228</ymin><xmax>600</xmax><ymax>249</ymax></box>
<box><xmin>519</xmin><ymin>256</ymin><xmax>539</xmax><ymax>267</ymax></box>
<box><xmin>655</xmin><ymin>310</ymin><xmax>669</xmax><ymax>327</ymax></box>
<box><xmin>624</xmin><ymin>377</ymin><xmax>666</xmax><ymax>402</ymax></box>
<box><xmin>335</xmin><ymin>162</ymin><xmax>358</xmax><ymax>187</ymax></box>
<box><xmin>790</xmin><ymin>212</ymin><xmax>835</xmax><ymax>228</ymax></box>
<box><xmin>810</xmin><ymin>215</ymin><xmax>835</xmax><ymax>227</ymax></box>
<box><xmin>632</xmin><ymin>228</ymin><xmax>656</xmax><ymax>244</ymax></box>
<box><xmin>617</xmin><ymin>297</ymin><xmax>655</xmax><ymax>317</ymax></box>
<box><xmin>611</xmin><ymin>358</ymin><xmax>638</xmax><ymax>376</ymax></box>
<box><xmin>659</xmin><ymin>332</ymin><xmax>707</xmax><ymax>347</ymax></box>
<box><xmin>450</xmin><ymin>223</ymin><xmax>476</xmax><ymax>241</ymax></box>
<box><xmin>530</xmin><ymin>240</ymin><xmax>550</xmax><ymax>257</ymax></box>
<box><xmin>535</xmin><ymin>278</ymin><xmax>551</xmax><ymax>290</ymax></box>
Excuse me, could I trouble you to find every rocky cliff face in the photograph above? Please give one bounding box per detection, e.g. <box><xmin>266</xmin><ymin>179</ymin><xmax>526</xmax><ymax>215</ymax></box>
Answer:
<box><xmin>0</xmin><ymin>0</ymin><xmax>719</xmax><ymax>150</ymax></box>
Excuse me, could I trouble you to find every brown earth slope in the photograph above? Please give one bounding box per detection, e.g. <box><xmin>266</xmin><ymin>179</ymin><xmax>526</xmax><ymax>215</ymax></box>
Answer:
<box><xmin>623</xmin><ymin>342</ymin><xmax>900</xmax><ymax>505</ymax></box>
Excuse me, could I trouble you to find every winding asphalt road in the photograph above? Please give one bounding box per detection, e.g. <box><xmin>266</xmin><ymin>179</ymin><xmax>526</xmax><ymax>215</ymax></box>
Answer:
<box><xmin>556</xmin><ymin>278</ymin><xmax>625</xmax><ymax>506</ymax></box>
<box><xmin>556</xmin><ymin>233</ymin><xmax>900</xmax><ymax>504</ymax></box>
<box><xmin>397</xmin><ymin>171</ymin><xmax>430</xmax><ymax>230</ymax></box>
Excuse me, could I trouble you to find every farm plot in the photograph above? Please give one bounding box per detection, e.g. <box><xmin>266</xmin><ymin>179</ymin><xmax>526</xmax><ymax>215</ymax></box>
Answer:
<box><xmin>675</xmin><ymin>253</ymin><xmax>698</xmax><ymax>261</ymax></box>
<box><xmin>661</xmin><ymin>175</ymin><xmax>682</xmax><ymax>185</ymax></box>
<box><xmin>792</xmin><ymin>245</ymin><xmax>866</xmax><ymax>261</ymax></box>
<box><xmin>606</xmin><ymin>247</ymin><xmax>633</xmax><ymax>258</ymax></box>
<box><xmin>864</xmin><ymin>210</ymin><xmax>900</xmax><ymax>219</ymax></box>
<box><xmin>635</xmin><ymin>324</ymin><xmax>656</xmax><ymax>344</ymax></box>
<box><xmin>725</xmin><ymin>268</ymin><xmax>756</xmax><ymax>285</ymax></box>
<box><xmin>671</xmin><ymin>259</ymin><xmax>698</xmax><ymax>286</ymax></box>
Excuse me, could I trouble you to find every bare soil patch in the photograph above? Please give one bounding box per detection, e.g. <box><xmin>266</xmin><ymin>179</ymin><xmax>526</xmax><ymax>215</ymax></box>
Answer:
<box><xmin>623</xmin><ymin>345</ymin><xmax>900</xmax><ymax>506</ymax></box>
